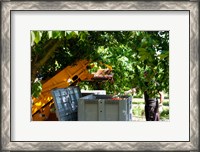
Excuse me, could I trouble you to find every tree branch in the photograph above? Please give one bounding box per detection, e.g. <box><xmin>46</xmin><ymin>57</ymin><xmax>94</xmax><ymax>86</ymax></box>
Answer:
<box><xmin>31</xmin><ymin>39</ymin><xmax>62</xmax><ymax>82</ymax></box>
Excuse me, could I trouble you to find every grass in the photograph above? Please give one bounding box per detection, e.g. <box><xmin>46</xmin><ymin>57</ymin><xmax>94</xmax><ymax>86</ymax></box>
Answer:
<box><xmin>132</xmin><ymin>99</ymin><xmax>169</xmax><ymax>121</ymax></box>
<box><xmin>132</xmin><ymin>104</ymin><xmax>145</xmax><ymax>117</ymax></box>
<box><xmin>160</xmin><ymin>107</ymin><xmax>169</xmax><ymax>120</ymax></box>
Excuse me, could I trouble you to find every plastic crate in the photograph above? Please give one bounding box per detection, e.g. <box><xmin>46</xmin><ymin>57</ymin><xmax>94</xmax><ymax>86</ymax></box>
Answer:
<box><xmin>121</xmin><ymin>95</ymin><xmax>133</xmax><ymax>120</ymax></box>
<box><xmin>78</xmin><ymin>94</ymin><xmax>132</xmax><ymax>121</ymax></box>
<box><xmin>51</xmin><ymin>86</ymin><xmax>81</xmax><ymax>121</ymax></box>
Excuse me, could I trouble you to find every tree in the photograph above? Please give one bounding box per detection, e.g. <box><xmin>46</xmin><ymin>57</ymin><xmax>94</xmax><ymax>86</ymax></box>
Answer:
<box><xmin>31</xmin><ymin>31</ymin><xmax>169</xmax><ymax>98</ymax></box>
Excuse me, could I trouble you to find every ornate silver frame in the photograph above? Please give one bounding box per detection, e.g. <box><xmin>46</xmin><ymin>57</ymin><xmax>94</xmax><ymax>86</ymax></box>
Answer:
<box><xmin>1</xmin><ymin>1</ymin><xmax>199</xmax><ymax>151</ymax></box>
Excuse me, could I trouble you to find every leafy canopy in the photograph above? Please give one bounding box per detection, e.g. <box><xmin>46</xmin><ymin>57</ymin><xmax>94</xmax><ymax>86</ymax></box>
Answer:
<box><xmin>31</xmin><ymin>31</ymin><xmax>169</xmax><ymax>98</ymax></box>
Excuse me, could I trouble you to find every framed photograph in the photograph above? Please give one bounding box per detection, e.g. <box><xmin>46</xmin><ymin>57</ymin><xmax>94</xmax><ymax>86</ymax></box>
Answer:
<box><xmin>1</xmin><ymin>1</ymin><xmax>199</xmax><ymax>151</ymax></box>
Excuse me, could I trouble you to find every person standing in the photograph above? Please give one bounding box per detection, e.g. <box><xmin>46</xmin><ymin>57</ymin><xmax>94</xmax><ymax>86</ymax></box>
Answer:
<box><xmin>143</xmin><ymin>71</ymin><xmax>163</xmax><ymax>121</ymax></box>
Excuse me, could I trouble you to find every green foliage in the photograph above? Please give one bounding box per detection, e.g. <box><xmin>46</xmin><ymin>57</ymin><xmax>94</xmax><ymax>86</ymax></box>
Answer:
<box><xmin>31</xmin><ymin>31</ymin><xmax>169</xmax><ymax>98</ymax></box>
<box><xmin>132</xmin><ymin>104</ymin><xmax>145</xmax><ymax>117</ymax></box>
<box><xmin>31</xmin><ymin>80</ymin><xmax>42</xmax><ymax>98</ymax></box>
<box><xmin>160</xmin><ymin>107</ymin><xmax>169</xmax><ymax>120</ymax></box>
<box><xmin>32</xmin><ymin>31</ymin><xmax>41</xmax><ymax>44</ymax></box>
<box><xmin>162</xmin><ymin>100</ymin><xmax>169</xmax><ymax>106</ymax></box>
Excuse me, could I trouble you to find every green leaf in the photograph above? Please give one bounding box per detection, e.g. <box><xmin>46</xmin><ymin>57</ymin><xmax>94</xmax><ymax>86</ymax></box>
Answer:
<box><xmin>33</xmin><ymin>31</ymin><xmax>41</xmax><ymax>44</ymax></box>
<box><xmin>31</xmin><ymin>32</ymin><xmax>35</xmax><ymax>45</ymax></box>
<box><xmin>32</xmin><ymin>81</ymin><xmax>42</xmax><ymax>98</ymax></box>
<box><xmin>52</xmin><ymin>31</ymin><xmax>59</xmax><ymax>38</ymax></box>
<box><xmin>138</xmin><ymin>48</ymin><xmax>146</xmax><ymax>52</ymax></box>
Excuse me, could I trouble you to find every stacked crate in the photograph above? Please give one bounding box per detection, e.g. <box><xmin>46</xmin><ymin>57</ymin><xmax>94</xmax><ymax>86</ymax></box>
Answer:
<box><xmin>51</xmin><ymin>86</ymin><xmax>81</xmax><ymax>121</ymax></box>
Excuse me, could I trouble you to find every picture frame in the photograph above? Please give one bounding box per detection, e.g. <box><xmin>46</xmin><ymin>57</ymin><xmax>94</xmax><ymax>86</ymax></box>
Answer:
<box><xmin>1</xmin><ymin>1</ymin><xmax>199</xmax><ymax>151</ymax></box>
